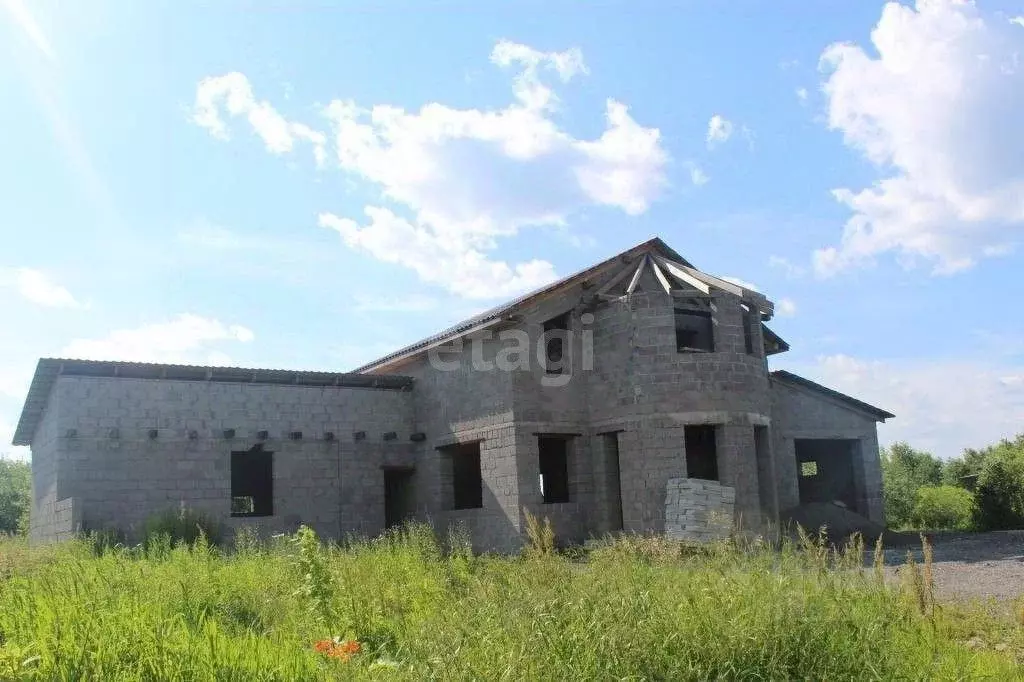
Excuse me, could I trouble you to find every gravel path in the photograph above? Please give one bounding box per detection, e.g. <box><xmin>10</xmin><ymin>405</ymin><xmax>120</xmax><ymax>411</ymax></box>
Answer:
<box><xmin>878</xmin><ymin>531</ymin><xmax>1024</xmax><ymax>602</ymax></box>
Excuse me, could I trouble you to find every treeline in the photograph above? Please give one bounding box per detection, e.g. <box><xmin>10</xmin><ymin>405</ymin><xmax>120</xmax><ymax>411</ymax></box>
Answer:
<box><xmin>0</xmin><ymin>458</ymin><xmax>30</xmax><ymax>535</ymax></box>
<box><xmin>883</xmin><ymin>434</ymin><xmax>1024</xmax><ymax>531</ymax></box>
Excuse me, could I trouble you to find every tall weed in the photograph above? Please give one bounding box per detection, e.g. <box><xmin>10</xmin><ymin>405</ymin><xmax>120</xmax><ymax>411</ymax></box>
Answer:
<box><xmin>0</xmin><ymin>525</ymin><xmax>1019</xmax><ymax>680</ymax></box>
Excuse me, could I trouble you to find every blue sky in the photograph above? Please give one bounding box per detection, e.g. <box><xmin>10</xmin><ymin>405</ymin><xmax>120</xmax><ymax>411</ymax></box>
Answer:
<box><xmin>2</xmin><ymin>0</ymin><xmax>1023</xmax><ymax>460</ymax></box>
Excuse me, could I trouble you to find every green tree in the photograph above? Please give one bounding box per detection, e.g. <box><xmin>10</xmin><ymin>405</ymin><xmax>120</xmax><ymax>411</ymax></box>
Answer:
<box><xmin>941</xmin><ymin>447</ymin><xmax>988</xmax><ymax>491</ymax></box>
<box><xmin>0</xmin><ymin>458</ymin><xmax>31</xmax><ymax>535</ymax></box>
<box><xmin>881</xmin><ymin>442</ymin><xmax>943</xmax><ymax>528</ymax></box>
<box><xmin>911</xmin><ymin>485</ymin><xmax>976</xmax><ymax>530</ymax></box>
<box><xmin>973</xmin><ymin>437</ymin><xmax>1024</xmax><ymax>530</ymax></box>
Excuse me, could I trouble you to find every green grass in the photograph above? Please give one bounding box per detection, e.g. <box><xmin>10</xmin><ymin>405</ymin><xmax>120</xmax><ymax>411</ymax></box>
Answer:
<box><xmin>0</xmin><ymin>524</ymin><xmax>1021</xmax><ymax>680</ymax></box>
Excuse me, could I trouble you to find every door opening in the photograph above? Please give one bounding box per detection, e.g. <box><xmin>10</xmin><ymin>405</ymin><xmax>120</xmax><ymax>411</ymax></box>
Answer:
<box><xmin>794</xmin><ymin>439</ymin><xmax>860</xmax><ymax>513</ymax></box>
<box><xmin>384</xmin><ymin>468</ymin><xmax>415</xmax><ymax>529</ymax></box>
<box><xmin>602</xmin><ymin>432</ymin><xmax>624</xmax><ymax>531</ymax></box>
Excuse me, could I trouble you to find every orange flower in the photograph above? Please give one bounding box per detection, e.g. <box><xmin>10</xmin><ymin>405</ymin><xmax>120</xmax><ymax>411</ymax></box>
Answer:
<box><xmin>313</xmin><ymin>638</ymin><xmax>361</xmax><ymax>662</ymax></box>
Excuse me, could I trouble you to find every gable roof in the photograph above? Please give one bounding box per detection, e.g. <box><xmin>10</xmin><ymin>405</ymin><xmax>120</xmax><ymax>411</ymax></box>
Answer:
<box><xmin>356</xmin><ymin>236</ymin><xmax>775</xmax><ymax>373</ymax></box>
<box><xmin>771</xmin><ymin>369</ymin><xmax>894</xmax><ymax>422</ymax></box>
<box><xmin>12</xmin><ymin>358</ymin><xmax>413</xmax><ymax>446</ymax></box>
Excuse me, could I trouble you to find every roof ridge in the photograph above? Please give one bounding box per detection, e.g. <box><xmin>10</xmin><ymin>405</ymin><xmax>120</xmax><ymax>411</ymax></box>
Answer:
<box><xmin>355</xmin><ymin>236</ymin><xmax>691</xmax><ymax>373</ymax></box>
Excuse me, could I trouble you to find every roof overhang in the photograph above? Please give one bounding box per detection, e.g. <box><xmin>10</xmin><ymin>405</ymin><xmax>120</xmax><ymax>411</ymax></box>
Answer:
<box><xmin>762</xmin><ymin>324</ymin><xmax>790</xmax><ymax>356</ymax></box>
<box><xmin>771</xmin><ymin>369</ymin><xmax>894</xmax><ymax>422</ymax></box>
<box><xmin>12</xmin><ymin>358</ymin><xmax>414</xmax><ymax>447</ymax></box>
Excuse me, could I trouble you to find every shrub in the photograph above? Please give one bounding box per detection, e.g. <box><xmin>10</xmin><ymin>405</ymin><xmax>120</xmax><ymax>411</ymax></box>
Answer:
<box><xmin>881</xmin><ymin>442</ymin><xmax>943</xmax><ymax>528</ymax></box>
<box><xmin>142</xmin><ymin>507</ymin><xmax>223</xmax><ymax>549</ymax></box>
<box><xmin>911</xmin><ymin>485</ymin><xmax>976</xmax><ymax>530</ymax></box>
<box><xmin>975</xmin><ymin>455</ymin><xmax>1024</xmax><ymax>530</ymax></box>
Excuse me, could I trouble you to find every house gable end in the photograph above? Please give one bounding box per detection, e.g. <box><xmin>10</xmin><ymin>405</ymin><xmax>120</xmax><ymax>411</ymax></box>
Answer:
<box><xmin>770</xmin><ymin>370</ymin><xmax>894</xmax><ymax>422</ymax></box>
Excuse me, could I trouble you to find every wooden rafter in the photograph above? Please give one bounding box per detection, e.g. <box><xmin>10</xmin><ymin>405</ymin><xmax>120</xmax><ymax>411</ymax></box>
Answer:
<box><xmin>594</xmin><ymin>256</ymin><xmax>642</xmax><ymax>298</ymax></box>
<box><xmin>650</xmin><ymin>258</ymin><xmax>674</xmax><ymax>294</ymax></box>
<box><xmin>625</xmin><ymin>255</ymin><xmax>649</xmax><ymax>294</ymax></box>
<box><xmin>651</xmin><ymin>254</ymin><xmax>711</xmax><ymax>294</ymax></box>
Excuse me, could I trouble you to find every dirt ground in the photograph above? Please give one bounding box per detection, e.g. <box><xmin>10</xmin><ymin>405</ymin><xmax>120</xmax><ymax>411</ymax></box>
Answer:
<box><xmin>879</xmin><ymin>531</ymin><xmax>1024</xmax><ymax>603</ymax></box>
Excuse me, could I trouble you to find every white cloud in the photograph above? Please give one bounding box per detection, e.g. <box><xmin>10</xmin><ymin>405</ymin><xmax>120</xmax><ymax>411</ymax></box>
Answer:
<box><xmin>1</xmin><ymin>267</ymin><xmax>84</xmax><ymax>309</ymax></box>
<box><xmin>768</xmin><ymin>255</ymin><xmax>807</xmax><ymax>279</ymax></box>
<box><xmin>193</xmin><ymin>41</ymin><xmax>668</xmax><ymax>299</ymax></box>
<box><xmin>489</xmin><ymin>40</ymin><xmax>588</xmax><ymax>111</ymax></box>
<box><xmin>690</xmin><ymin>166</ymin><xmax>710</xmax><ymax>186</ymax></box>
<box><xmin>320</xmin><ymin>208</ymin><xmax>556</xmax><ymax>300</ymax></box>
<box><xmin>706</xmin><ymin>114</ymin><xmax>734</xmax><ymax>148</ymax></box>
<box><xmin>796</xmin><ymin>87</ymin><xmax>808</xmax><ymax>104</ymax></box>
<box><xmin>784</xmin><ymin>353</ymin><xmax>1024</xmax><ymax>459</ymax></box>
<box><xmin>61</xmin><ymin>314</ymin><xmax>254</xmax><ymax>365</ymax></box>
<box><xmin>815</xmin><ymin>0</ymin><xmax>1024</xmax><ymax>276</ymax></box>
<box><xmin>722</xmin><ymin>276</ymin><xmax>759</xmax><ymax>291</ymax></box>
<box><xmin>776</xmin><ymin>297</ymin><xmax>797</xmax><ymax>317</ymax></box>
<box><xmin>1011</xmin><ymin>16</ymin><xmax>1024</xmax><ymax>28</ymax></box>
<box><xmin>192</xmin><ymin>72</ymin><xmax>327</xmax><ymax>165</ymax></box>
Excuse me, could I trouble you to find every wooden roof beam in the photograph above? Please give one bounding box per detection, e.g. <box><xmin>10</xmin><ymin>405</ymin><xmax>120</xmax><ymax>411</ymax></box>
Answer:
<box><xmin>651</xmin><ymin>254</ymin><xmax>710</xmax><ymax>294</ymax></box>
<box><xmin>650</xmin><ymin>257</ymin><xmax>674</xmax><ymax>294</ymax></box>
<box><xmin>594</xmin><ymin>256</ymin><xmax>641</xmax><ymax>298</ymax></box>
<box><xmin>624</xmin><ymin>255</ymin><xmax>648</xmax><ymax>294</ymax></box>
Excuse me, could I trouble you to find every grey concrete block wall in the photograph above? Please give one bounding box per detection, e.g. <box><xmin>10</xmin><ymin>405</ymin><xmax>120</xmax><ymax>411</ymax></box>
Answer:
<box><xmin>28</xmin><ymin>389</ymin><xmax>61</xmax><ymax>543</ymax></box>
<box><xmin>580</xmin><ymin>285</ymin><xmax>771</xmax><ymax>532</ymax></box>
<box><xmin>21</xmin><ymin>248</ymin><xmax>889</xmax><ymax>550</ymax></box>
<box><xmin>770</xmin><ymin>379</ymin><xmax>885</xmax><ymax>525</ymax></box>
<box><xmin>464</xmin><ymin>262</ymin><xmax>779</xmax><ymax>542</ymax></box>
<box><xmin>717</xmin><ymin>423</ymin><xmax>762</xmax><ymax>528</ymax></box>
<box><xmin>429</xmin><ymin>425</ymin><xmax>521</xmax><ymax>553</ymax></box>
<box><xmin>753</xmin><ymin>425</ymin><xmax>778</xmax><ymax>526</ymax></box>
<box><xmin>514</xmin><ymin>424</ymin><xmax>593</xmax><ymax>545</ymax></box>
<box><xmin>35</xmin><ymin>375</ymin><xmax>414</xmax><ymax>542</ymax></box>
<box><xmin>456</xmin><ymin>270</ymin><xmax>775</xmax><ymax>541</ymax></box>
<box><xmin>586</xmin><ymin>290</ymin><xmax>771</xmax><ymax>425</ymax></box>
<box><xmin>615</xmin><ymin>417</ymin><xmax>686</xmax><ymax>532</ymax></box>
<box><xmin>400</xmin><ymin>341</ymin><xmax>522</xmax><ymax>553</ymax></box>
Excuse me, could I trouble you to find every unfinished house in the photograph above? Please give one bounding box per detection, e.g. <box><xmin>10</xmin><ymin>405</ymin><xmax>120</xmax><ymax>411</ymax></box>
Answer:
<box><xmin>13</xmin><ymin>238</ymin><xmax>893</xmax><ymax>550</ymax></box>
